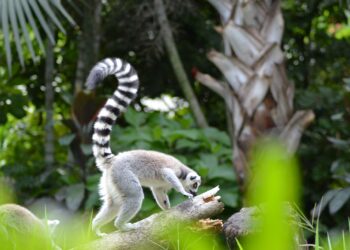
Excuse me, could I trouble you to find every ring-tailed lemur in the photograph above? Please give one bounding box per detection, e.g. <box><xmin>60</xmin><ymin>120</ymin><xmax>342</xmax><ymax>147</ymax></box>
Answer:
<box><xmin>86</xmin><ymin>58</ymin><xmax>201</xmax><ymax>236</ymax></box>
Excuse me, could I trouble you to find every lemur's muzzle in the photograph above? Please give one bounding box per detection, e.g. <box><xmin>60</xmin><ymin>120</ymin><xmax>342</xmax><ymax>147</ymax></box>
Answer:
<box><xmin>190</xmin><ymin>190</ymin><xmax>197</xmax><ymax>196</ymax></box>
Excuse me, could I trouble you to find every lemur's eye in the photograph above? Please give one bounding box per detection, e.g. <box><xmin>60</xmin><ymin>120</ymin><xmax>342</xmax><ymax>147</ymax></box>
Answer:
<box><xmin>193</xmin><ymin>183</ymin><xmax>198</xmax><ymax>189</ymax></box>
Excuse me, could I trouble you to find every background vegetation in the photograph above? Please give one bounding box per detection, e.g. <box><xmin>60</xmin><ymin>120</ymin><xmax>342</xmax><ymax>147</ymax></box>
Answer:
<box><xmin>0</xmin><ymin>0</ymin><xmax>349</xmax><ymax>248</ymax></box>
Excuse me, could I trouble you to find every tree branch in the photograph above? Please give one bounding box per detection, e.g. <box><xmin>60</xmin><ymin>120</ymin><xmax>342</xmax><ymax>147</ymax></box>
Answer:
<box><xmin>77</xmin><ymin>187</ymin><xmax>223</xmax><ymax>250</ymax></box>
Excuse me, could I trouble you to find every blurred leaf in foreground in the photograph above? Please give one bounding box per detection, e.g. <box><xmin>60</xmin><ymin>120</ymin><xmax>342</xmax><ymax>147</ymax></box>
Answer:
<box><xmin>245</xmin><ymin>139</ymin><xmax>301</xmax><ymax>250</ymax></box>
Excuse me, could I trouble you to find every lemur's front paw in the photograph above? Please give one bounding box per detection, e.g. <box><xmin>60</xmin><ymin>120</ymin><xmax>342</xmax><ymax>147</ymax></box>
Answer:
<box><xmin>95</xmin><ymin>230</ymin><xmax>108</xmax><ymax>237</ymax></box>
<box><xmin>182</xmin><ymin>191</ymin><xmax>194</xmax><ymax>199</ymax></box>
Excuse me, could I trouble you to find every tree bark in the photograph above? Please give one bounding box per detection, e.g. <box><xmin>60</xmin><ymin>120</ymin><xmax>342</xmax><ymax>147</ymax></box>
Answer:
<box><xmin>44</xmin><ymin>24</ymin><xmax>55</xmax><ymax>170</ymax></box>
<box><xmin>77</xmin><ymin>187</ymin><xmax>223</xmax><ymax>250</ymax></box>
<box><xmin>74</xmin><ymin>0</ymin><xmax>102</xmax><ymax>94</ymax></box>
<box><xmin>154</xmin><ymin>0</ymin><xmax>208</xmax><ymax>128</ymax></box>
<box><xmin>223</xmin><ymin>205</ymin><xmax>308</xmax><ymax>250</ymax></box>
<box><xmin>196</xmin><ymin>0</ymin><xmax>315</xmax><ymax>191</ymax></box>
<box><xmin>71</xmin><ymin>0</ymin><xmax>102</xmax><ymax>203</ymax></box>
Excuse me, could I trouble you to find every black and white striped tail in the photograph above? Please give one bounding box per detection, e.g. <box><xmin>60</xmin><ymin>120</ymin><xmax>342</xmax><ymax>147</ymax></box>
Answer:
<box><xmin>86</xmin><ymin>58</ymin><xmax>139</xmax><ymax>169</ymax></box>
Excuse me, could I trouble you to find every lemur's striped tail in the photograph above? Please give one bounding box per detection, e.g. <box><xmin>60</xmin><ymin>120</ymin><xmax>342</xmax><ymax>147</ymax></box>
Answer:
<box><xmin>86</xmin><ymin>58</ymin><xmax>139</xmax><ymax>169</ymax></box>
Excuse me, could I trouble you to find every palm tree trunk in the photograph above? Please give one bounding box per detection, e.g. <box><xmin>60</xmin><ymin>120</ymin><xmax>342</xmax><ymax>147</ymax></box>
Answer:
<box><xmin>44</xmin><ymin>25</ymin><xmax>55</xmax><ymax>170</ymax></box>
<box><xmin>74</xmin><ymin>0</ymin><xmax>102</xmax><ymax>94</ymax></box>
<box><xmin>71</xmin><ymin>1</ymin><xmax>102</xmax><ymax>206</ymax></box>
<box><xmin>154</xmin><ymin>0</ymin><xmax>208</xmax><ymax>128</ymax></box>
<box><xmin>196</xmin><ymin>0</ymin><xmax>315</xmax><ymax>191</ymax></box>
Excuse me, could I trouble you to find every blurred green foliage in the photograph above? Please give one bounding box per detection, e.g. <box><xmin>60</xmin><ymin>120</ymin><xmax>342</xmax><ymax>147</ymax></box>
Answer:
<box><xmin>245</xmin><ymin>141</ymin><xmax>300</xmax><ymax>250</ymax></box>
<box><xmin>161</xmin><ymin>222</ymin><xmax>225</xmax><ymax>250</ymax></box>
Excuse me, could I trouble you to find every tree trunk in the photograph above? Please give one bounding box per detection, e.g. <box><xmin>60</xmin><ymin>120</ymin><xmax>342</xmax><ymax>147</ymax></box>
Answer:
<box><xmin>70</xmin><ymin>0</ymin><xmax>102</xmax><ymax>206</ymax></box>
<box><xmin>44</xmin><ymin>24</ymin><xmax>55</xmax><ymax>170</ymax></box>
<box><xmin>223</xmin><ymin>205</ymin><xmax>308</xmax><ymax>250</ymax></box>
<box><xmin>74</xmin><ymin>0</ymin><xmax>102</xmax><ymax>94</ymax></box>
<box><xmin>195</xmin><ymin>0</ymin><xmax>314</xmax><ymax>191</ymax></box>
<box><xmin>154</xmin><ymin>0</ymin><xmax>208</xmax><ymax>128</ymax></box>
<box><xmin>76</xmin><ymin>187</ymin><xmax>223</xmax><ymax>250</ymax></box>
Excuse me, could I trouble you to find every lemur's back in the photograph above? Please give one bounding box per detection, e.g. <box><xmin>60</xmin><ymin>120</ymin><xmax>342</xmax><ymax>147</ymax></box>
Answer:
<box><xmin>111</xmin><ymin>150</ymin><xmax>189</xmax><ymax>180</ymax></box>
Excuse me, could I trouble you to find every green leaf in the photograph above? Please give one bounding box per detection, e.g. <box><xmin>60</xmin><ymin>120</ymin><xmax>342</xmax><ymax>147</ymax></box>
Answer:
<box><xmin>66</xmin><ymin>183</ymin><xmax>85</xmax><ymax>211</ymax></box>
<box><xmin>133</xmin><ymin>141</ymin><xmax>151</xmax><ymax>149</ymax></box>
<box><xmin>329</xmin><ymin>187</ymin><xmax>350</xmax><ymax>214</ymax></box>
<box><xmin>124</xmin><ymin>109</ymin><xmax>147</xmax><ymax>127</ymax></box>
<box><xmin>235</xmin><ymin>238</ymin><xmax>244</xmax><ymax>250</ymax></box>
<box><xmin>148</xmin><ymin>112</ymin><xmax>179</xmax><ymax>129</ymax></box>
<box><xmin>112</xmin><ymin>127</ymin><xmax>153</xmax><ymax>145</ymax></box>
<box><xmin>203</xmin><ymin>127</ymin><xmax>231</xmax><ymax>146</ymax></box>
<box><xmin>6</xmin><ymin>94</ymin><xmax>28</xmax><ymax>119</ymax></box>
<box><xmin>152</xmin><ymin>126</ymin><xmax>163</xmax><ymax>140</ymax></box>
<box><xmin>327</xmin><ymin>137</ymin><xmax>350</xmax><ymax>150</ymax></box>
<box><xmin>81</xmin><ymin>144</ymin><xmax>92</xmax><ymax>156</ymax></box>
<box><xmin>84</xmin><ymin>189</ymin><xmax>99</xmax><ymax>210</ymax></box>
<box><xmin>208</xmin><ymin>167</ymin><xmax>235</xmax><ymax>181</ymax></box>
<box><xmin>175</xmin><ymin>139</ymin><xmax>201</xmax><ymax>150</ymax></box>
<box><xmin>58</xmin><ymin>134</ymin><xmax>76</xmax><ymax>146</ymax></box>
<box><xmin>163</xmin><ymin>129</ymin><xmax>201</xmax><ymax>143</ymax></box>
<box><xmin>313</xmin><ymin>190</ymin><xmax>339</xmax><ymax>216</ymax></box>
<box><xmin>200</xmin><ymin>154</ymin><xmax>218</xmax><ymax>168</ymax></box>
<box><xmin>220</xmin><ymin>190</ymin><xmax>238</xmax><ymax>207</ymax></box>
<box><xmin>197</xmin><ymin>166</ymin><xmax>209</xmax><ymax>177</ymax></box>
<box><xmin>344</xmin><ymin>77</ymin><xmax>350</xmax><ymax>85</ymax></box>
<box><xmin>315</xmin><ymin>214</ymin><xmax>320</xmax><ymax>250</ymax></box>
<box><xmin>86</xmin><ymin>174</ymin><xmax>100</xmax><ymax>191</ymax></box>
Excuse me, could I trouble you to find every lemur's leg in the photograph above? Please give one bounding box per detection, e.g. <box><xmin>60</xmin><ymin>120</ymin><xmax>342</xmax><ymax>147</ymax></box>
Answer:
<box><xmin>92</xmin><ymin>200</ymin><xmax>120</xmax><ymax>237</ymax></box>
<box><xmin>161</xmin><ymin>168</ymin><xmax>193</xmax><ymax>198</ymax></box>
<box><xmin>151</xmin><ymin>187</ymin><xmax>170</xmax><ymax>210</ymax></box>
<box><xmin>112</xmin><ymin>169</ymin><xmax>144</xmax><ymax>231</ymax></box>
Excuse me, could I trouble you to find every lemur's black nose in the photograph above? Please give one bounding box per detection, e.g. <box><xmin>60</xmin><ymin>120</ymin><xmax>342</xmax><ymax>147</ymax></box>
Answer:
<box><xmin>190</xmin><ymin>190</ymin><xmax>197</xmax><ymax>197</ymax></box>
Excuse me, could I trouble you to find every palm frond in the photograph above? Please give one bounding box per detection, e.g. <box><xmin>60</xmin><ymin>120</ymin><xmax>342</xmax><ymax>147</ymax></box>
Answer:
<box><xmin>0</xmin><ymin>0</ymin><xmax>76</xmax><ymax>75</ymax></box>
<box><xmin>8</xmin><ymin>0</ymin><xmax>25</xmax><ymax>67</ymax></box>
<box><xmin>14</xmin><ymin>0</ymin><xmax>36</xmax><ymax>63</ymax></box>
<box><xmin>1</xmin><ymin>0</ymin><xmax>12</xmax><ymax>74</ymax></box>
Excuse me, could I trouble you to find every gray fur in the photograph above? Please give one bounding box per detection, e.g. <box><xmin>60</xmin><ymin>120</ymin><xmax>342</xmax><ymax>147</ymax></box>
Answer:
<box><xmin>151</xmin><ymin>187</ymin><xmax>170</xmax><ymax>210</ymax></box>
<box><xmin>92</xmin><ymin>150</ymin><xmax>201</xmax><ymax>236</ymax></box>
<box><xmin>87</xmin><ymin>59</ymin><xmax>201</xmax><ymax>236</ymax></box>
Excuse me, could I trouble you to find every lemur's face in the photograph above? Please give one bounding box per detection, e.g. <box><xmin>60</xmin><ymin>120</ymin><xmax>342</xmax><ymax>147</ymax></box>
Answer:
<box><xmin>185</xmin><ymin>172</ymin><xmax>201</xmax><ymax>196</ymax></box>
